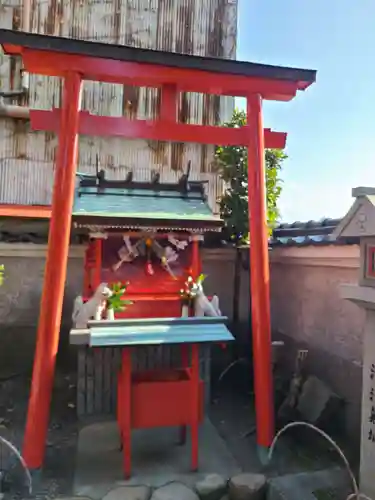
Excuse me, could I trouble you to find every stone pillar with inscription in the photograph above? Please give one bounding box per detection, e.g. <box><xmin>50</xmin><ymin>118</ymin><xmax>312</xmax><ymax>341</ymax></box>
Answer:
<box><xmin>332</xmin><ymin>187</ymin><xmax>375</xmax><ymax>499</ymax></box>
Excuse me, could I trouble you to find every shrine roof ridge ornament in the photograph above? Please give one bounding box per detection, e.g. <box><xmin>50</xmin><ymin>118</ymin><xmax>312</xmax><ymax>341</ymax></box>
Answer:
<box><xmin>0</xmin><ymin>29</ymin><xmax>316</xmax><ymax>89</ymax></box>
<box><xmin>76</xmin><ymin>163</ymin><xmax>207</xmax><ymax>199</ymax></box>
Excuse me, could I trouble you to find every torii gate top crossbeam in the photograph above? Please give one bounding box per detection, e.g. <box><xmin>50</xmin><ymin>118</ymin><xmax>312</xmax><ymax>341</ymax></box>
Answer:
<box><xmin>0</xmin><ymin>29</ymin><xmax>316</xmax><ymax>101</ymax></box>
<box><xmin>0</xmin><ymin>29</ymin><xmax>316</xmax><ymax>149</ymax></box>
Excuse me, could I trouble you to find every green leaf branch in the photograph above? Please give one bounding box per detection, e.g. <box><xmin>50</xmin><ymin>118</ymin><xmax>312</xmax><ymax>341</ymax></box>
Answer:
<box><xmin>215</xmin><ymin>109</ymin><xmax>287</xmax><ymax>244</ymax></box>
<box><xmin>106</xmin><ymin>281</ymin><xmax>133</xmax><ymax>313</ymax></box>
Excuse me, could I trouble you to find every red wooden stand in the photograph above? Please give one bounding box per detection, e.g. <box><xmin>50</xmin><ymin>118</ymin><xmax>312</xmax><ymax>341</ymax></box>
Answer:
<box><xmin>117</xmin><ymin>344</ymin><xmax>203</xmax><ymax>478</ymax></box>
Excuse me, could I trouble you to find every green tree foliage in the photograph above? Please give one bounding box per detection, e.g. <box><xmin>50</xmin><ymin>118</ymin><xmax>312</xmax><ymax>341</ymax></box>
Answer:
<box><xmin>215</xmin><ymin>109</ymin><xmax>287</xmax><ymax>244</ymax></box>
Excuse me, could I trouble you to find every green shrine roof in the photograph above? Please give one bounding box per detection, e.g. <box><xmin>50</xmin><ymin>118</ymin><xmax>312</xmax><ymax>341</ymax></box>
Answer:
<box><xmin>72</xmin><ymin>172</ymin><xmax>222</xmax><ymax>233</ymax></box>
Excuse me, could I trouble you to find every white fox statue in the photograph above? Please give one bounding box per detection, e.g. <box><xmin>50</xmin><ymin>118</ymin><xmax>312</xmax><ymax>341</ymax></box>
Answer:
<box><xmin>72</xmin><ymin>283</ymin><xmax>113</xmax><ymax>329</ymax></box>
<box><xmin>194</xmin><ymin>282</ymin><xmax>221</xmax><ymax>317</ymax></box>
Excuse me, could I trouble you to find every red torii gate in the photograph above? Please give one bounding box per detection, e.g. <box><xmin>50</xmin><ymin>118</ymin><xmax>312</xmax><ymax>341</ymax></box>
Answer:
<box><xmin>0</xmin><ymin>29</ymin><xmax>316</xmax><ymax>470</ymax></box>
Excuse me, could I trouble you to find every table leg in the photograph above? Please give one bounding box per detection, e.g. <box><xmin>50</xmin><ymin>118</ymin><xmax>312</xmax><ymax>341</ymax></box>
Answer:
<box><xmin>179</xmin><ymin>423</ymin><xmax>187</xmax><ymax>446</ymax></box>
<box><xmin>117</xmin><ymin>372</ymin><xmax>123</xmax><ymax>451</ymax></box>
<box><xmin>191</xmin><ymin>343</ymin><xmax>199</xmax><ymax>471</ymax></box>
<box><xmin>121</xmin><ymin>348</ymin><xmax>132</xmax><ymax>479</ymax></box>
<box><xmin>179</xmin><ymin>344</ymin><xmax>189</xmax><ymax>445</ymax></box>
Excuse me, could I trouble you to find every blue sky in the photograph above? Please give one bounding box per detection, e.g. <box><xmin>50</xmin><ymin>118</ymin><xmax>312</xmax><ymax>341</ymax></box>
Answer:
<box><xmin>236</xmin><ymin>0</ymin><xmax>375</xmax><ymax>222</ymax></box>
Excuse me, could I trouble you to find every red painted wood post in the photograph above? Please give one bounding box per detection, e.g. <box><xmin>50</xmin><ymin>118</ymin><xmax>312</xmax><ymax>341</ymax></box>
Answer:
<box><xmin>83</xmin><ymin>244</ymin><xmax>90</xmax><ymax>297</ymax></box>
<box><xmin>121</xmin><ymin>348</ymin><xmax>132</xmax><ymax>479</ymax></box>
<box><xmin>246</xmin><ymin>93</ymin><xmax>274</xmax><ymax>456</ymax></box>
<box><xmin>22</xmin><ymin>72</ymin><xmax>82</xmax><ymax>469</ymax></box>
<box><xmin>93</xmin><ymin>238</ymin><xmax>102</xmax><ymax>290</ymax></box>
<box><xmin>190</xmin><ymin>236</ymin><xmax>201</xmax><ymax>278</ymax></box>
<box><xmin>180</xmin><ymin>236</ymin><xmax>201</xmax><ymax>446</ymax></box>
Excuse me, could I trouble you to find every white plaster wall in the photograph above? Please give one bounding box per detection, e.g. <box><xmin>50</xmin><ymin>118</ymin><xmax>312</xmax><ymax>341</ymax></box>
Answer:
<box><xmin>269</xmin><ymin>244</ymin><xmax>364</xmax><ymax>442</ymax></box>
<box><xmin>0</xmin><ymin>243</ymin><xmax>365</xmax><ymax>442</ymax></box>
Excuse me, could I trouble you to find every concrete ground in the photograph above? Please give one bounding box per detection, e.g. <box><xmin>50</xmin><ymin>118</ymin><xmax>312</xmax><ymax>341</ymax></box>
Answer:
<box><xmin>74</xmin><ymin>419</ymin><xmax>240</xmax><ymax>499</ymax></box>
<box><xmin>69</xmin><ymin>391</ymin><xmax>352</xmax><ymax>500</ymax></box>
<box><xmin>72</xmin><ymin>407</ymin><xmax>351</xmax><ymax>500</ymax></box>
<box><xmin>0</xmin><ymin>368</ymin><xmax>78</xmax><ymax>499</ymax></box>
<box><xmin>209</xmin><ymin>389</ymin><xmax>348</xmax><ymax>478</ymax></box>
<box><xmin>0</xmin><ymin>364</ymin><xmax>354</xmax><ymax>499</ymax></box>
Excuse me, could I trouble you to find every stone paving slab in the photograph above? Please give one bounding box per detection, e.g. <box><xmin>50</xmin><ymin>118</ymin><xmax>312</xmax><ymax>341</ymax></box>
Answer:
<box><xmin>73</xmin><ymin>419</ymin><xmax>240</xmax><ymax>500</ymax></box>
<box><xmin>267</xmin><ymin>467</ymin><xmax>352</xmax><ymax>500</ymax></box>
<box><xmin>55</xmin><ymin>466</ymin><xmax>353</xmax><ymax>500</ymax></box>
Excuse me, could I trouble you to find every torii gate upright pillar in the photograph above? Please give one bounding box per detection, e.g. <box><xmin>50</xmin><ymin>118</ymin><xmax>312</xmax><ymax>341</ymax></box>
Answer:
<box><xmin>23</xmin><ymin>72</ymin><xmax>82</xmax><ymax>469</ymax></box>
<box><xmin>247</xmin><ymin>93</ymin><xmax>274</xmax><ymax>459</ymax></box>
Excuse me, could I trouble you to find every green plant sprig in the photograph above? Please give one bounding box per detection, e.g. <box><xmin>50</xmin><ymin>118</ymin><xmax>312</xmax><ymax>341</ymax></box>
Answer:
<box><xmin>106</xmin><ymin>281</ymin><xmax>133</xmax><ymax>312</ymax></box>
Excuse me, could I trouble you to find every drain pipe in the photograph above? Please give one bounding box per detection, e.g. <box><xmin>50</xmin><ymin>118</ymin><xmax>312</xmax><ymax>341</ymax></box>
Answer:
<box><xmin>0</xmin><ymin>96</ymin><xmax>30</xmax><ymax>119</ymax></box>
<box><xmin>21</xmin><ymin>0</ymin><xmax>30</xmax><ymax>91</ymax></box>
<box><xmin>0</xmin><ymin>0</ymin><xmax>31</xmax><ymax>119</ymax></box>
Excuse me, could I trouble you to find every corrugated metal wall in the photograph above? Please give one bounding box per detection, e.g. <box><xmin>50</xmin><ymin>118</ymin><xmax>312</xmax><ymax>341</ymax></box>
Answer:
<box><xmin>0</xmin><ymin>0</ymin><xmax>237</xmax><ymax>210</ymax></box>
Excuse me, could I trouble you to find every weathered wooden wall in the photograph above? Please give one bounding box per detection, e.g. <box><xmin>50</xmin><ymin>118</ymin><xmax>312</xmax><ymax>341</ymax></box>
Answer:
<box><xmin>0</xmin><ymin>0</ymin><xmax>237</xmax><ymax>209</ymax></box>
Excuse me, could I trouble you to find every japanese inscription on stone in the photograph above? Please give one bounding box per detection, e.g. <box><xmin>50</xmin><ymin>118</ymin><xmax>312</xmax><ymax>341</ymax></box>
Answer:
<box><xmin>368</xmin><ymin>364</ymin><xmax>375</xmax><ymax>442</ymax></box>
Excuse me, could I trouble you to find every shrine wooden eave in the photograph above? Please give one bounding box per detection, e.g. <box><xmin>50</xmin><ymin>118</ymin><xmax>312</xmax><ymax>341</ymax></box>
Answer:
<box><xmin>72</xmin><ymin>317</ymin><xmax>235</xmax><ymax>348</ymax></box>
<box><xmin>72</xmin><ymin>184</ymin><xmax>223</xmax><ymax>233</ymax></box>
<box><xmin>0</xmin><ymin>204</ymin><xmax>51</xmax><ymax>219</ymax></box>
<box><xmin>0</xmin><ymin>29</ymin><xmax>317</xmax><ymax>101</ymax></box>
